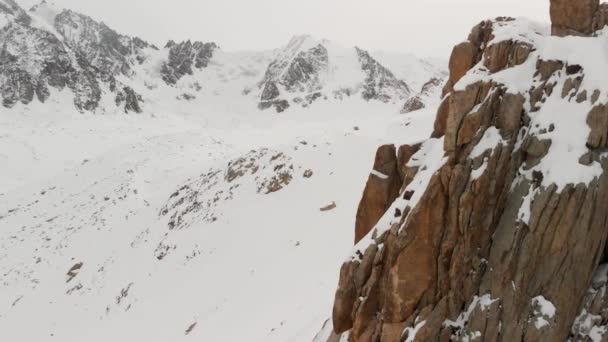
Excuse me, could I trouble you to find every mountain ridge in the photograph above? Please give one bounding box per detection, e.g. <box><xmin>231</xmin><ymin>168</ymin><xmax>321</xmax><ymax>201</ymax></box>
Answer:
<box><xmin>1</xmin><ymin>0</ymin><xmax>445</xmax><ymax>114</ymax></box>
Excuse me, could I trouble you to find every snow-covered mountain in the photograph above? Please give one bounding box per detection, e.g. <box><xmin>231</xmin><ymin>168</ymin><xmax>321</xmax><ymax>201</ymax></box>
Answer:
<box><xmin>0</xmin><ymin>0</ymin><xmax>444</xmax><ymax>114</ymax></box>
<box><xmin>255</xmin><ymin>35</ymin><xmax>421</xmax><ymax>112</ymax></box>
<box><xmin>0</xmin><ymin>0</ymin><xmax>158</xmax><ymax>112</ymax></box>
<box><xmin>0</xmin><ymin>1</ymin><xmax>447</xmax><ymax>342</ymax></box>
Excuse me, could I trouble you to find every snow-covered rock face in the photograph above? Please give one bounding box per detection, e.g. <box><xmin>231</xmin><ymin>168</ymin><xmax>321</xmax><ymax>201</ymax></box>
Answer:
<box><xmin>328</xmin><ymin>7</ymin><xmax>608</xmax><ymax>342</ymax></box>
<box><xmin>256</xmin><ymin>35</ymin><xmax>416</xmax><ymax>112</ymax></box>
<box><xmin>0</xmin><ymin>1</ymin><xmax>155</xmax><ymax>112</ymax></box>
<box><xmin>53</xmin><ymin>9</ymin><xmax>154</xmax><ymax>79</ymax></box>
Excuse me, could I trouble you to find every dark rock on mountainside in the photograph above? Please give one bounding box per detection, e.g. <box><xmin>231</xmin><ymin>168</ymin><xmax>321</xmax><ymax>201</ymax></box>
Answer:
<box><xmin>115</xmin><ymin>86</ymin><xmax>143</xmax><ymax>113</ymax></box>
<box><xmin>257</xmin><ymin>36</ymin><xmax>412</xmax><ymax>112</ymax></box>
<box><xmin>258</xmin><ymin>39</ymin><xmax>329</xmax><ymax>111</ymax></box>
<box><xmin>0</xmin><ymin>1</ymin><xmax>152</xmax><ymax>112</ymax></box>
<box><xmin>355</xmin><ymin>48</ymin><xmax>411</xmax><ymax>103</ymax></box>
<box><xmin>401</xmin><ymin>77</ymin><xmax>443</xmax><ymax>113</ymax></box>
<box><xmin>161</xmin><ymin>40</ymin><xmax>218</xmax><ymax>85</ymax></box>
<box><xmin>326</xmin><ymin>1</ymin><xmax>608</xmax><ymax>341</ymax></box>
<box><xmin>54</xmin><ymin>9</ymin><xmax>153</xmax><ymax>79</ymax></box>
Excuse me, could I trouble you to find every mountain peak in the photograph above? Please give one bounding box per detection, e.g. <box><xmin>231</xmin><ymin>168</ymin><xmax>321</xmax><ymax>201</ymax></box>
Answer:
<box><xmin>0</xmin><ymin>2</ymin><xmax>442</xmax><ymax>115</ymax></box>
<box><xmin>284</xmin><ymin>34</ymin><xmax>332</xmax><ymax>51</ymax></box>
<box><xmin>255</xmin><ymin>35</ymin><xmax>418</xmax><ymax>112</ymax></box>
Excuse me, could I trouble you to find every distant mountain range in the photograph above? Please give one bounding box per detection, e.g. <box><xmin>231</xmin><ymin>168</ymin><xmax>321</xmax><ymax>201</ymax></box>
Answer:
<box><xmin>0</xmin><ymin>0</ymin><xmax>446</xmax><ymax>114</ymax></box>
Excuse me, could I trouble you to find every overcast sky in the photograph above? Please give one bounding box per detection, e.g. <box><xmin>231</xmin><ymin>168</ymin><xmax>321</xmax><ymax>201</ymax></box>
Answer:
<box><xmin>19</xmin><ymin>0</ymin><xmax>549</xmax><ymax>58</ymax></box>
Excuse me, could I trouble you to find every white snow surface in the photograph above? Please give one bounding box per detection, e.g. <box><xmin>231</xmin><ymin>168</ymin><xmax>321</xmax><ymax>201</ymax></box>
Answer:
<box><xmin>444</xmin><ymin>294</ymin><xmax>498</xmax><ymax>330</ymax></box>
<box><xmin>403</xmin><ymin>319</ymin><xmax>426</xmax><ymax>342</ymax></box>
<box><xmin>0</xmin><ymin>3</ymin><xmax>445</xmax><ymax>341</ymax></box>
<box><xmin>0</xmin><ymin>72</ymin><xmax>439</xmax><ymax>342</ymax></box>
<box><xmin>370</xmin><ymin>169</ymin><xmax>389</xmax><ymax>180</ymax></box>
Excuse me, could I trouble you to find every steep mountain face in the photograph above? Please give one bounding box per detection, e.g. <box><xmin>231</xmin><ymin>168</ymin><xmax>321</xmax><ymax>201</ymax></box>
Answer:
<box><xmin>326</xmin><ymin>1</ymin><xmax>608</xmax><ymax>341</ymax></box>
<box><xmin>256</xmin><ymin>35</ymin><xmax>416</xmax><ymax>112</ymax></box>
<box><xmin>0</xmin><ymin>0</ymin><xmax>159</xmax><ymax>112</ymax></box>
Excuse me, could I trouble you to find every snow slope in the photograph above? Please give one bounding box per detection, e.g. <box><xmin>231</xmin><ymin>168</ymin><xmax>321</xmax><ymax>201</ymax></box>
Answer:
<box><xmin>0</xmin><ymin>97</ymin><xmax>439</xmax><ymax>341</ymax></box>
<box><xmin>0</xmin><ymin>2</ymin><xmax>446</xmax><ymax>341</ymax></box>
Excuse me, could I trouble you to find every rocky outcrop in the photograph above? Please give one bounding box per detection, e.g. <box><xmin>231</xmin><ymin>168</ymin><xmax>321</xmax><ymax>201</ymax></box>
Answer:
<box><xmin>550</xmin><ymin>0</ymin><xmax>608</xmax><ymax>36</ymax></box>
<box><xmin>401</xmin><ymin>77</ymin><xmax>444</xmax><ymax>114</ymax></box>
<box><xmin>327</xmin><ymin>3</ymin><xmax>608</xmax><ymax>341</ymax></box>
<box><xmin>161</xmin><ymin>40</ymin><xmax>218</xmax><ymax>85</ymax></box>
<box><xmin>354</xmin><ymin>145</ymin><xmax>403</xmax><ymax>244</ymax></box>
<box><xmin>551</xmin><ymin>0</ymin><xmax>598</xmax><ymax>36</ymax></box>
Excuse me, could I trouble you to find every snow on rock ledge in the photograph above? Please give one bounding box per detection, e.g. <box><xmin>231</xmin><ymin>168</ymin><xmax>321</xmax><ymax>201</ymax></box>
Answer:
<box><xmin>326</xmin><ymin>5</ymin><xmax>608</xmax><ymax>342</ymax></box>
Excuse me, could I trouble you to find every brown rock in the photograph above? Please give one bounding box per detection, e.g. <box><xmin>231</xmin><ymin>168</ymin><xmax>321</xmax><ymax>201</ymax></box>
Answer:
<box><xmin>320</xmin><ymin>202</ymin><xmax>337</xmax><ymax>212</ymax></box>
<box><xmin>496</xmin><ymin>93</ymin><xmax>525</xmax><ymax>135</ymax></box>
<box><xmin>594</xmin><ymin>3</ymin><xmax>608</xmax><ymax>31</ymax></box>
<box><xmin>397</xmin><ymin>144</ymin><xmax>421</xmax><ymax>182</ymax></box>
<box><xmin>443</xmin><ymin>42</ymin><xmax>478</xmax><ymax>96</ymax></box>
<box><xmin>327</xmin><ymin>13</ymin><xmax>608</xmax><ymax>342</ymax></box>
<box><xmin>332</xmin><ymin>261</ymin><xmax>358</xmax><ymax>333</ymax></box>
<box><xmin>354</xmin><ymin>145</ymin><xmax>402</xmax><ymax>244</ymax></box>
<box><xmin>443</xmin><ymin>81</ymin><xmax>493</xmax><ymax>153</ymax></box>
<box><xmin>432</xmin><ymin>96</ymin><xmax>450</xmax><ymax>138</ymax></box>
<box><xmin>400</xmin><ymin>96</ymin><xmax>425</xmax><ymax>114</ymax></box>
<box><xmin>551</xmin><ymin>0</ymin><xmax>599</xmax><ymax>36</ymax></box>
<box><xmin>587</xmin><ymin>105</ymin><xmax>608</xmax><ymax>149</ymax></box>
<box><xmin>484</xmin><ymin>40</ymin><xmax>513</xmax><ymax>73</ymax></box>
<box><xmin>536</xmin><ymin>60</ymin><xmax>564</xmax><ymax>81</ymax></box>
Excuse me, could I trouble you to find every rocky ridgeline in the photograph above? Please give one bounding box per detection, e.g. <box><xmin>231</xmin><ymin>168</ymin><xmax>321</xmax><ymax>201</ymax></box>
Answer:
<box><xmin>0</xmin><ymin>0</ymin><xmax>154</xmax><ymax>112</ymax></box>
<box><xmin>257</xmin><ymin>35</ymin><xmax>412</xmax><ymax>112</ymax></box>
<box><xmin>326</xmin><ymin>1</ymin><xmax>608</xmax><ymax>341</ymax></box>
<box><xmin>1</xmin><ymin>2</ymin><xmax>441</xmax><ymax>114</ymax></box>
<box><xmin>0</xmin><ymin>0</ymin><xmax>222</xmax><ymax>113</ymax></box>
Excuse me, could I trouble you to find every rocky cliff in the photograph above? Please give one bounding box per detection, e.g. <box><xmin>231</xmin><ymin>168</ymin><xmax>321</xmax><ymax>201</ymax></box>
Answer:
<box><xmin>327</xmin><ymin>1</ymin><xmax>608</xmax><ymax>341</ymax></box>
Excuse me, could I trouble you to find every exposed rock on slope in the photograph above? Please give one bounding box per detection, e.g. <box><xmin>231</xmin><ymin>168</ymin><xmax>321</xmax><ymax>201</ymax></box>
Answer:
<box><xmin>354</xmin><ymin>144</ymin><xmax>403</xmax><ymax>244</ymax></box>
<box><xmin>161</xmin><ymin>40</ymin><xmax>218</xmax><ymax>84</ymax></box>
<box><xmin>401</xmin><ymin>77</ymin><xmax>444</xmax><ymax>114</ymax></box>
<box><xmin>0</xmin><ymin>0</ymin><xmax>153</xmax><ymax>112</ymax></box>
<box><xmin>327</xmin><ymin>2</ymin><xmax>608</xmax><ymax>341</ymax></box>
<box><xmin>158</xmin><ymin>148</ymin><xmax>299</xmax><ymax>233</ymax></box>
<box><xmin>355</xmin><ymin>48</ymin><xmax>412</xmax><ymax>103</ymax></box>
<box><xmin>256</xmin><ymin>35</ymin><xmax>414</xmax><ymax>112</ymax></box>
